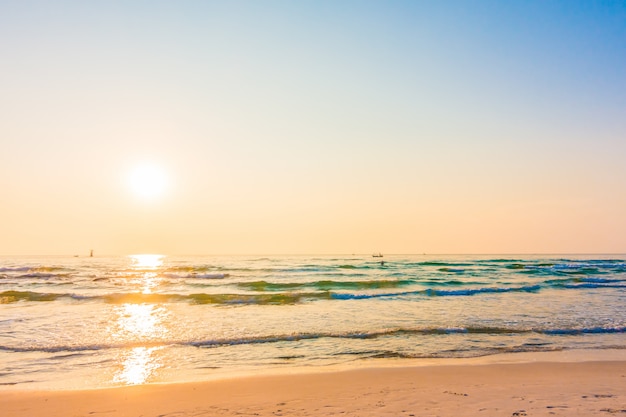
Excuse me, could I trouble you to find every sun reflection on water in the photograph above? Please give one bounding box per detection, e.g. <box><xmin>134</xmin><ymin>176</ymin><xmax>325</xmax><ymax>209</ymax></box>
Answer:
<box><xmin>115</xmin><ymin>346</ymin><xmax>163</xmax><ymax>385</ymax></box>
<box><xmin>111</xmin><ymin>254</ymin><xmax>170</xmax><ymax>385</ymax></box>
<box><xmin>115</xmin><ymin>303</ymin><xmax>166</xmax><ymax>338</ymax></box>
<box><xmin>130</xmin><ymin>254</ymin><xmax>164</xmax><ymax>269</ymax></box>
<box><xmin>126</xmin><ymin>254</ymin><xmax>165</xmax><ymax>294</ymax></box>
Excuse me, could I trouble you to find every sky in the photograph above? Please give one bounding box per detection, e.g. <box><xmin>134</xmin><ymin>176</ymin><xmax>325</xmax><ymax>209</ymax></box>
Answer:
<box><xmin>1</xmin><ymin>0</ymin><xmax>625</xmax><ymax>256</ymax></box>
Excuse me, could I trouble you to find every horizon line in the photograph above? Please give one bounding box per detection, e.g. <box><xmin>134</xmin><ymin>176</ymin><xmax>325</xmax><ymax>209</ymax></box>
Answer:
<box><xmin>2</xmin><ymin>252</ymin><xmax>626</xmax><ymax>258</ymax></box>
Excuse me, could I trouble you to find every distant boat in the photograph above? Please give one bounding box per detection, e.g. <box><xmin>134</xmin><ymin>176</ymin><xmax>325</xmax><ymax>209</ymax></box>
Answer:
<box><xmin>372</xmin><ymin>253</ymin><xmax>383</xmax><ymax>258</ymax></box>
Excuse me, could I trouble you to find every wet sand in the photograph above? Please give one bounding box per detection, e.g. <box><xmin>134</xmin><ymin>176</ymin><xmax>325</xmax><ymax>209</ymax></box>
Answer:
<box><xmin>2</xmin><ymin>351</ymin><xmax>625</xmax><ymax>417</ymax></box>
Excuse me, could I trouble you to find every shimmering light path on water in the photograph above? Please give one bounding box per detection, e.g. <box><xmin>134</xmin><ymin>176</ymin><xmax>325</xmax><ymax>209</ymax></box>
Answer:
<box><xmin>1</xmin><ymin>255</ymin><xmax>625</xmax><ymax>389</ymax></box>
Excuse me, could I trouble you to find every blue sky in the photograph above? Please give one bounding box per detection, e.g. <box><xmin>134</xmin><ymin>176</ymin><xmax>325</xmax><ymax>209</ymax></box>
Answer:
<box><xmin>1</xmin><ymin>1</ymin><xmax>625</xmax><ymax>255</ymax></box>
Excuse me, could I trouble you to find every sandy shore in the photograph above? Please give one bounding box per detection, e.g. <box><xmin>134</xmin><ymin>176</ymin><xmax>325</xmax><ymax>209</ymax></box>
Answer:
<box><xmin>2</xmin><ymin>351</ymin><xmax>625</xmax><ymax>417</ymax></box>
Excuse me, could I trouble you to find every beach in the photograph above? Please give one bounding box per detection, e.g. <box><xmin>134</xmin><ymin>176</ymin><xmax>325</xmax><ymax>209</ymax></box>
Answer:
<box><xmin>1</xmin><ymin>255</ymin><xmax>625</xmax><ymax>391</ymax></box>
<box><xmin>2</xmin><ymin>351</ymin><xmax>625</xmax><ymax>417</ymax></box>
<box><xmin>2</xmin><ymin>255</ymin><xmax>624</xmax><ymax>415</ymax></box>
<box><xmin>3</xmin><ymin>0</ymin><xmax>626</xmax><ymax>414</ymax></box>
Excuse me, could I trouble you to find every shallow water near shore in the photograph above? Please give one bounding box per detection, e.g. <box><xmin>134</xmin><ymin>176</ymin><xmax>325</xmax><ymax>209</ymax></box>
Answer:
<box><xmin>1</xmin><ymin>254</ymin><xmax>625</xmax><ymax>390</ymax></box>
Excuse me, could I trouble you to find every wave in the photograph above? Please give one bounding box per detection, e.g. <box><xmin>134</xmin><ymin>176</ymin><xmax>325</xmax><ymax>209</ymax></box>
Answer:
<box><xmin>16</xmin><ymin>273</ymin><xmax>72</xmax><ymax>279</ymax></box>
<box><xmin>185</xmin><ymin>292</ymin><xmax>331</xmax><ymax>305</ymax></box>
<box><xmin>0</xmin><ymin>266</ymin><xmax>68</xmax><ymax>273</ymax></box>
<box><xmin>0</xmin><ymin>291</ymin><xmax>61</xmax><ymax>302</ymax></box>
<box><xmin>3</xmin><ymin>275</ymin><xmax>624</xmax><ymax>305</ymax></box>
<box><xmin>422</xmin><ymin>279</ymin><xmax>487</xmax><ymax>286</ymax></box>
<box><xmin>557</xmin><ymin>283</ymin><xmax>626</xmax><ymax>289</ymax></box>
<box><xmin>437</xmin><ymin>268</ymin><xmax>466</xmax><ymax>273</ymax></box>
<box><xmin>0</xmin><ymin>267</ymin><xmax>32</xmax><ymax>272</ymax></box>
<box><xmin>164</xmin><ymin>265</ymin><xmax>220</xmax><ymax>272</ymax></box>
<box><xmin>484</xmin><ymin>259</ymin><xmax>525</xmax><ymax>263</ymax></box>
<box><xmin>236</xmin><ymin>279</ymin><xmax>415</xmax><ymax>292</ymax></box>
<box><xmin>4</xmin><ymin>258</ymin><xmax>623</xmax><ymax>284</ymax></box>
<box><xmin>399</xmin><ymin>259</ymin><xmax>625</xmax><ymax>276</ymax></box>
<box><xmin>3</xmin><ymin>326</ymin><xmax>624</xmax><ymax>354</ymax></box>
<box><xmin>164</xmin><ymin>273</ymin><xmax>230</xmax><ymax>279</ymax></box>
<box><xmin>544</xmin><ymin>327</ymin><xmax>626</xmax><ymax>335</ymax></box>
<box><xmin>163</xmin><ymin>263</ymin><xmax>372</xmax><ymax>274</ymax></box>
<box><xmin>417</xmin><ymin>261</ymin><xmax>474</xmax><ymax>267</ymax></box>
<box><xmin>0</xmin><ymin>265</ymin><xmax>73</xmax><ymax>281</ymax></box>
<box><xmin>330</xmin><ymin>285</ymin><xmax>543</xmax><ymax>300</ymax></box>
<box><xmin>0</xmin><ymin>290</ymin><xmax>333</xmax><ymax>305</ymax></box>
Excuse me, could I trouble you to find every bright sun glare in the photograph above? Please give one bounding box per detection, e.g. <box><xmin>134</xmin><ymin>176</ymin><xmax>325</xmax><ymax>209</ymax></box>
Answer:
<box><xmin>130</xmin><ymin>254</ymin><xmax>164</xmax><ymax>269</ymax></box>
<box><xmin>127</xmin><ymin>163</ymin><xmax>169</xmax><ymax>201</ymax></box>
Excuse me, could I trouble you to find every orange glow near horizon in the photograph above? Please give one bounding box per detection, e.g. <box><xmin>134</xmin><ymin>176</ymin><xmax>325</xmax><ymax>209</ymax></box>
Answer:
<box><xmin>1</xmin><ymin>2</ymin><xmax>625</xmax><ymax>256</ymax></box>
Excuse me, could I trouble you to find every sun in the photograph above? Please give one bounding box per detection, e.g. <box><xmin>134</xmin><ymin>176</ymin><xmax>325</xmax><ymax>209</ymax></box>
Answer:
<box><xmin>127</xmin><ymin>162</ymin><xmax>170</xmax><ymax>201</ymax></box>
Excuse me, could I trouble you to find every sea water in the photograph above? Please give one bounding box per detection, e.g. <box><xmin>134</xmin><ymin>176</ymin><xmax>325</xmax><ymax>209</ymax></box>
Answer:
<box><xmin>1</xmin><ymin>254</ymin><xmax>624</xmax><ymax>389</ymax></box>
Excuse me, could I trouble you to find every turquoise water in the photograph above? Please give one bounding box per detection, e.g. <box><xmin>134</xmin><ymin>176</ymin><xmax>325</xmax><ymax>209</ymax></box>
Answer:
<box><xmin>1</xmin><ymin>254</ymin><xmax>625</xmax><ymax>389</ymax></box>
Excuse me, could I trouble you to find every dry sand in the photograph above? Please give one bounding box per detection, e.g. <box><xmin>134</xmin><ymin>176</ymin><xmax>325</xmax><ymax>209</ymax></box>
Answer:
<box><xmin>2</xmin><ymin>351</ymin><xmax>625</xmax><ymax>417</ymax></box>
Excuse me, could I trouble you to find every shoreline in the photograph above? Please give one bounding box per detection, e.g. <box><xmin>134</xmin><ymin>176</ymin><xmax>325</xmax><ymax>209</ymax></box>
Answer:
<box><xmin>2</xmin><ymin>349</ymin><xmax>625</xmax><ymax>417</ymax></box>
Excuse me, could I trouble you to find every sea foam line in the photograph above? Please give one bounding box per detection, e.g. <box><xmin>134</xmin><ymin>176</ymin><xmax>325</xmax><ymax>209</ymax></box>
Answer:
<box><xmin>2</xmin><ymin>326</ymin><xmax>624</xmax><ymax>353</ymax></box>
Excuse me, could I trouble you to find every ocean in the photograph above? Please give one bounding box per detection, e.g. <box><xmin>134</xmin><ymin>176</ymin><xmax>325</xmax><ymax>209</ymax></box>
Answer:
<box><xmin>1</xmin><ymin>254</ymin><xmax>625</xmax><ymax>390</ymax></box>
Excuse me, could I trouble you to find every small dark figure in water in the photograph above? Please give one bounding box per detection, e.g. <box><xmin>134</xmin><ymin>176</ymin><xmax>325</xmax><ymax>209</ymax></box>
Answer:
<box><xmin>380</xmin><ymin>261</ymin><xmax>385</xmax><ymax>266</ymax></box>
